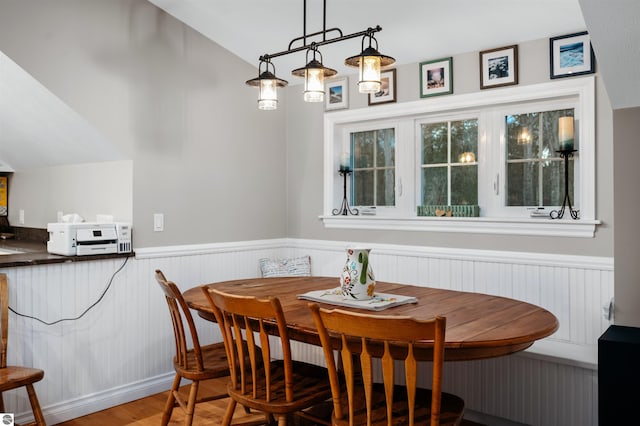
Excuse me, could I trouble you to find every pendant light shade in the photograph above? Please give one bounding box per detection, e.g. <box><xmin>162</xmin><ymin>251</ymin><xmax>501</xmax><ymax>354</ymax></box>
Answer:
<box><xmin>245</xmin><ymin>60</ymin><xmax>288</xmax><ymax>110</ymax></box>
<box><xmin>291</xmin><ymin>47</ymin><xmax>337</xmax><ymax>102</ymax></box>
<box><xmin>345</xmin><ymin>32</ymin><xmax>395</xmax><ymax>94</ymax></box>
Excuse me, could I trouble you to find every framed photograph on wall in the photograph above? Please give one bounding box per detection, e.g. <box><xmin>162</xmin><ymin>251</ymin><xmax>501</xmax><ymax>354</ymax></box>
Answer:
<box><xmin>420</xmin><ymin>57</ymin><xmax>453</xmax><ymax>98</ymax></box>
<box><xmin>368</xmin><ymin>69</ymin><xmax>397</xmax><ymax>106</ymax></box>
<box><xmin>480</xmin><ymin>45</ymin><xmax>518</xmax><ymax>89</ymax></box>
<box><xmin>325</xmin><ymin>77</ymin><xmax>349</xmax><ymax>111</ymax></box>
<box><xmin>550</xmin><ymin>31</ymin><xmax>595</xmax><ymax>79</ymax></box>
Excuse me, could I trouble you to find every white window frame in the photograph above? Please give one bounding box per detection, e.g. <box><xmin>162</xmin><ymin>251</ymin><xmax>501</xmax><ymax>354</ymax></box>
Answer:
<box><xmin>322</xmin><ymin>77</ymin><xmax>598</xmax><ymax>237</ymax></box>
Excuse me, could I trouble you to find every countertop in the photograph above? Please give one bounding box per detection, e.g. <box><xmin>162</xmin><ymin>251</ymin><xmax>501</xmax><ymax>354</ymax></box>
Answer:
<box><xmin>0</xmin><ymin>228</ymin><xmax>132</xmax><ymax>268</ymax></box>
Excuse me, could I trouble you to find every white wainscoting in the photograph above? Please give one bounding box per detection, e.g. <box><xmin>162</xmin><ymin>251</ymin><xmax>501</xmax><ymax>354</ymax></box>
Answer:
<box><xmin>0</xmin><ymin>238</ymin><xmax>611</xmax><ymax>425</ymax></box>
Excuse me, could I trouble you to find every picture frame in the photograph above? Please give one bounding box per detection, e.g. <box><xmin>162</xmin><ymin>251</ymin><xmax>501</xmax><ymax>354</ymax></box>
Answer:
<box><xmin>549</xmin><ymin>31</ymin><xmax>595</xmax><ymax>79</ymax></box>
<box><xmin>420</xmin><ymin>57</ymin><xmax>453</xmax><ymax>98</ymax></box>
<box><xmin>479</xmin><ymin>45</ymin><xmax>518</xmax><ymax>89</ymax></box>
<box><xmin>325</xmin><ymin>77</ymin><xmax>349</xmax><ymax>111</ymax></box>
<box><xmin>368</xmin><ymin>69</ymin><xmax>397</xmax><ymax>105</ymax></box>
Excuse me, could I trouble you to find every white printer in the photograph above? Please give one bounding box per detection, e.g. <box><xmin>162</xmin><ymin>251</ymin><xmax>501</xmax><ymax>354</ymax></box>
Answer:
<box><xmin>47</xmin><ymin>222</ymin><xmax>132</xmax><ymax>256</ymax></box>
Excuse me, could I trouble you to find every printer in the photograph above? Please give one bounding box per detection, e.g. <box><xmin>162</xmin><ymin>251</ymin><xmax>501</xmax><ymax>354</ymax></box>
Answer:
<box><xmin>47</xmin><ymin>222</ymin><xmax>132</xmax><ymax>256</ymax></box>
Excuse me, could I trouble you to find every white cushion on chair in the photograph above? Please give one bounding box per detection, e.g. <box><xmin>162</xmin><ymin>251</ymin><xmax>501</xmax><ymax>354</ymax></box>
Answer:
<box><xmin>259</xmin><ymin>256</ymin><xmax>311</xmax><ymax>277</ymax></box>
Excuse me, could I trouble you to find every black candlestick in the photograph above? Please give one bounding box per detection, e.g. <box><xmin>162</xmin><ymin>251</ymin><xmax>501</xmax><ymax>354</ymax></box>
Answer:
<box><xmin>550</xmin><ymin>149</ymin><xmax>579</xmax><ymax>220</ymax></box>
<box><xmin>332</xmin><ymin>167</ymin><xmax>359</xmax><ymax>216</ymax></box>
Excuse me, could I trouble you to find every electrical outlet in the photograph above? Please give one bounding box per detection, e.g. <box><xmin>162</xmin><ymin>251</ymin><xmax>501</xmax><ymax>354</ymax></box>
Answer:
<box><xmin>153</xmin><ymin>213</ymin><xmax>164</xmax><ymax>232</ymax></box>
<box><xmin>19</xmin><ymin>209</ymin><xmax>24</xmax><ymax>225</ymax></box>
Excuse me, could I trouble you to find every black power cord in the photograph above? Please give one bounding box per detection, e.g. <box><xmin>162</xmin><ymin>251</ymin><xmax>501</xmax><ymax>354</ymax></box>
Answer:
<box><xmin>9</xmin><ymin>255</ymin><xmax>130</xmax><ymax>325</ymax></box>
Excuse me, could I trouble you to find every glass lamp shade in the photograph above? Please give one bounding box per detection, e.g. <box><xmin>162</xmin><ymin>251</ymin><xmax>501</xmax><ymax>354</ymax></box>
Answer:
<box><xmin>246</xmin><ymin>67</ymin><xmax>288</xmax><ymax>111</ymax></box>
<box><xmin>292</xmin><ymin>57</ymin><xmax>337</xmax><ymax>103</ymax></box>
<box><xmin>345</xmin><ymin>42</ymin><xmax>395</xmax><ymax>94</ymax></box>
<box><xmin>258</xmin><ymin>79</ymin><xmax>278</xmax><ymax>110</ymax></box>
<box><xmin>304</xmin><ymin>67</ymin><xmax>325</xmax><ymax>102</ymax></box>
<box><xmin>358</xmin><ymin>55</ymin><xmax>382</xmax><ymax>93</ymax></box>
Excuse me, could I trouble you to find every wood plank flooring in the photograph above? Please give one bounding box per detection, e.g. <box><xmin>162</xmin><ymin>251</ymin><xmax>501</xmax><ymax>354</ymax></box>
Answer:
<box><xmin>52</xmin><ymin>376</ymin><xmax>485</xmax><ymax>426</ymax></box>
<box><xmin>53</xmin><ymin>377</ymin><xmax>267</xmax><ymax>426</ymax></box>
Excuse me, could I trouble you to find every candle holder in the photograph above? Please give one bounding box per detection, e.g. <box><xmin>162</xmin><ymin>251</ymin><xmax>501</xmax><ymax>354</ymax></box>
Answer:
<box><xmin>332</xmin><ymin>167</ymin><xmax>359</xmax><ymax>216</ymax></box>
<box><xmin>550</xmin><ymin>149</ymin><xmax>579</xmax><ymax>220</ymax></box>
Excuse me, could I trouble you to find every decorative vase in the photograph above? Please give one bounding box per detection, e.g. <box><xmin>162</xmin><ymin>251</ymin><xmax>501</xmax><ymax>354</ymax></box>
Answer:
<box><xmin>340</xmin><ymin>247</ymin><xmax>375</xmax><ymax>300</ymax></box>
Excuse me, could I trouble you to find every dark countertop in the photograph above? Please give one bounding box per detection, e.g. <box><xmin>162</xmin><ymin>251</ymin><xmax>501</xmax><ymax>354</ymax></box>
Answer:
<box><xmin>0</xmin><ymin>227</ymin><xmax>132</xmax><ymax>268</ymax></box>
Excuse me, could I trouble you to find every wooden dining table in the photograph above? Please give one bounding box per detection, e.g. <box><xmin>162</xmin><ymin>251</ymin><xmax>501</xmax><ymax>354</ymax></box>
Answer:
<box><xmin>182</xmin><ymin>276</ymin><xmax>559</xmax><ymax>361</ymax></box>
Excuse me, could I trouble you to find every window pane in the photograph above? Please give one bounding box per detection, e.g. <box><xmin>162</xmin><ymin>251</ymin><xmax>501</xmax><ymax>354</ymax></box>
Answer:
<box><xmin>543</xmin><ymin>159</ymin><xmax>574</xmax><ymax>205</ymax></box>
<box><xmin>507</xmin><ymin>162</ymin><xmax>539</xmax><ymax>206</ymax></box>
<box><xmin>376</xmin><ymin>169</ymin><xmax>395</xmax><ymax>206</ymax></box>
<box><xmin>507</xmin><ymin>113</ymin><xmax>540</xmax><ymax>160</ymax></box>
<box><xmin>422</xmin><ymin>167</ymin><xmax>447</xmax><ymax>205</ymax></box>
<box><xmin>451</xmin><ymin>120</ymin><xmax>478</xmax><ymax>164</ymax></box>
<box><xmin>353</xmin><ymin>170</ymin><xmax>373</xmax><ymax>206</ymax></box>
<box><xmin>353</xmin><ymin>132</ymin><xmax>374</xmax><ymax>168</ymax></box>
<box><xmin>506</xmin><ymin>108</ymin><xmax>575</xmax><ymax>207</ymax></box>
<box><xmin>421</xmin><ymin>123</ymin><xmax>448</xmax><ymax>164</ymax></box>
<box><xmin>451</xmin><ymin>165</ymin><xmax>478</xmax><ymax>205</ymax></box>
<box><xmin>376</xmin><ymin>128</ymin><xmax>395</xmax><ymax>167</ymax></box>
<box><xmin>351</xmin><ymin>128</ymin><xmax>395</xmax><ymax>207</ymax></box>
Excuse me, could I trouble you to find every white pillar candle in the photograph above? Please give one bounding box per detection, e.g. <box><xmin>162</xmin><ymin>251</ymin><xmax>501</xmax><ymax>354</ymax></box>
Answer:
<box><xmin>339</xmin><ymin>152</ymin><xmax>350</xmax><ymax>171</ymax></box>
<box><xmin>558</xmin><ymin>117</ymin><xmax>574</xmax><ymax>151</ymax></box>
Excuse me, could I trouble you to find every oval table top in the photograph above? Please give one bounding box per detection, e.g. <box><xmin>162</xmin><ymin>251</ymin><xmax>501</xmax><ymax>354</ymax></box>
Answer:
<box><xmin>182</xmin><ymin>276</ymin><xmax>559</xmax><ymax>361</ymax></box>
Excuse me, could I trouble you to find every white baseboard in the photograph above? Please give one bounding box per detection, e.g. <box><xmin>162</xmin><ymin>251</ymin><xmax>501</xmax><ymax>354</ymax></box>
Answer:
<box><xmin>33</xmin><ymin>372</ymin><xmax>175</xmax><ymax>425</ymax></box>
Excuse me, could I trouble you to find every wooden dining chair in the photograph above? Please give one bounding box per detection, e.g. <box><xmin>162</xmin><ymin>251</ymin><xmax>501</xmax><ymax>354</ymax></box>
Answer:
<box><xmin>154</xmin><ymin>270</ymin><xmax>231</xmax><ymax>426</ymax></box>
<box><xmin>0</xmin><ymin>273</ymin><xmax>46</xmax><ymax>426</ymax></box>
<box><xmin>201</xmin><ymin>287</ymin><xmax>333</xmax><ymax>426</ymax></box>
<box><xmin>308</xmin><ymin>302</ymin><xmax>466</xmax><ymax>426</ymax></box>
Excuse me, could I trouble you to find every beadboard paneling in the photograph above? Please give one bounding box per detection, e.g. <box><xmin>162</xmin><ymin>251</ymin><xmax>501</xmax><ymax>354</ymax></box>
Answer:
<box><xmin>0</xmin><ymin>238</ymin><xmax>610</xmax><ymax>425</ymax></box>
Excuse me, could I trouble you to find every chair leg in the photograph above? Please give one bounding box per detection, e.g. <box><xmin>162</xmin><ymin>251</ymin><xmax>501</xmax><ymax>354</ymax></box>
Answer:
<box><xmin>25</xmin><ymin>384</ymin><xmax>46</xmax><ymax>426</ymax></box>
<box><xmin>161</xmin><ymin>374</ymin><xmax>181</xmax><ymax>426</ymax></box>
<box><xmin>0</xmin><ymin>392</ymin><xmax>4</xmax><ymax>412</ymax></box>
<box><xmin>183</xmin><ymin>380</ymin><xmax>200</xmax><ymax>426</ymax></box>
<box><xmin>221</xmin><ymin>398</ymin><xmax>237</xmax><ymax>426</ymax></box>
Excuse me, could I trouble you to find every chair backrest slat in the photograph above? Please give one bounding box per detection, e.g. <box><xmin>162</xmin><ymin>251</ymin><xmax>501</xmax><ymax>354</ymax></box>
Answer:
<box><xmin>202</xmin><ymin>288</ymin><xmax>296</xmax><ymax>402</ymax></box>
<box><xmin>155</xmin><ymin>270</ymin><xmax>204</xmax><ymax>372</ymax></box>
<box><xmin>309</xmin><ymin>303</ymin><xmax>447</xmax><ymax>426</ymax></box>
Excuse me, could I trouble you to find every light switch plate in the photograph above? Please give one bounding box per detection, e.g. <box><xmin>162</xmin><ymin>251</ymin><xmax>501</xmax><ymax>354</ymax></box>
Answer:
<box><xmin>153</xmin><ymin>213</ymin><xmax>164</xmax><ymax>232</ymax></box>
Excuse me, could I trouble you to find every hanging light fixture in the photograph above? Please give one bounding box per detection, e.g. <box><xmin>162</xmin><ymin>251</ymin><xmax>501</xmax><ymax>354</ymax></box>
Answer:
<box><xmin>246</xmin><ymin>0</ymin><xmax>393</xmax><ymax>109</ymax></box>
<box><xmin>344</xmin><ymin>30</ymin><xmax>395</xmax><ymax>94</ymax></box>
<box><xmin>245</xmin><ymin>59</ymin><xmax>288</xmax><ymax>110</ymax></box>
<box><xmin>291</xmin><ymin>46</ymin><xmax>337</xmax><ymax>102</ymax></box>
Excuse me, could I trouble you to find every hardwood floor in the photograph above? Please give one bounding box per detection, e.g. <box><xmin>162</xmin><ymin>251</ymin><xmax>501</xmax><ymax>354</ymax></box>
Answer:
<box><xmin>53</xmin><ymin>377</ymin><xmax>268</xmax><ymax>426</ymax></box>
<box><xmin>52</xmin><ymin>376</ymin><xmax>486</xmax><ymax>426</ymax></box>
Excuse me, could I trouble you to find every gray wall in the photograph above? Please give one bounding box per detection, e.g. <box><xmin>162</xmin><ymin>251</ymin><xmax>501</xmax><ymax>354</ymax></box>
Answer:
<box><xmin>613</xmin><ymin>107</ymin><xmax>640</xmax><ymax>326</ymax></box>
<box><xmin>0</xmin><ymin>0</ymin><xmax>288</xmax><ymax>247</ymax></box>
<box><xmin>286</xmin><ymin>39</ymin><xmax>614</xmax><ymax>257</ymax></box>
<box><xmin>0</xmin><ymin>1</ymin><xmax>615</xmax><ymax>258</ymax></box>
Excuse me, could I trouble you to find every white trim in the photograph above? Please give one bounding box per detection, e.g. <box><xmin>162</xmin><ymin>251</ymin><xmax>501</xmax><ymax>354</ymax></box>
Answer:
<box><xmin>323</xmin><ymin>76</ymin><xmax>597</xmax><ymax>237</ymax></box>
<box><xmin>133</xmin><ymin>238</ymin><xmax>288</xmax><ymax>259</ymax></box>
<box><xmin>320</xmin><ymin>215</ymin><xmax>600</xmax><ymax>238</ymax></box>
<box><xmin>287</xmin><ymin>237</ymin><xmax>613</xmax><ymax>270</ymax></box>
<box><xmin>37</xmin><ymin>373</ymin><xmax>174</xmax><ymax>425</ymax></box>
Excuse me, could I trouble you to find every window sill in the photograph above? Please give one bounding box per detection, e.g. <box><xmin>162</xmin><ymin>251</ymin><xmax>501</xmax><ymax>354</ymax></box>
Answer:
<box><xmin>320</xmin><ymin>215</ymin><xmax>600</xmax><ymax>238</ymax></box>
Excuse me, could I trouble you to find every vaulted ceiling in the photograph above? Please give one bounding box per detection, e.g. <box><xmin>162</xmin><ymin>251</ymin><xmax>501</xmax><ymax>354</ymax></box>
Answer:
<box><xmin>1</xmin><ymin>0</ymin><xmax>638</xmax><ymax>172</ymax></box>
